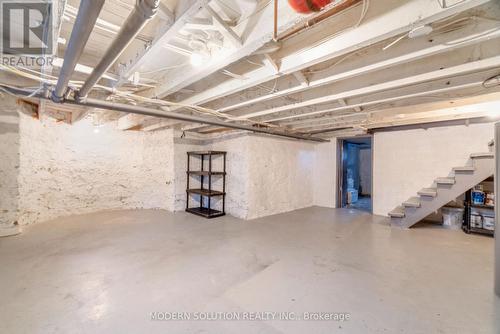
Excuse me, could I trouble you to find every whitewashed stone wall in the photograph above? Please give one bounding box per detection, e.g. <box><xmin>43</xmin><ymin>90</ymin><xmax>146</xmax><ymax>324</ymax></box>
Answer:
<box><xmin>0</xmin><ymin>96</ymin><xmax>20</xmax><ymax>228</ymax></box>
<box><xmin>174</xmin><ymin>133</ymin><xmax>318</xmax><ymax>220</ymax></box>
<box><xmin>173</xmin><ymin>138</ymin><xmax>205</xmax><ymax>212</ymax></box>
<box><xmin>17</xmin><ymin>113</ymin><xmax>175</xmax><ymax>224</ymax></box>
<box><xmin>205</xmin><ymin>135</ymin><xmax>251</xmax><ymax>219</ymax></box>
<box><xmin>1</xmin><ymin>94</ymin><xmax>335</xmax><ymax>225</ymax></box>
<box><xmin>245</xmin><ymin>135</ymin><xmax>315</xmax><ymax>219</ymax></box>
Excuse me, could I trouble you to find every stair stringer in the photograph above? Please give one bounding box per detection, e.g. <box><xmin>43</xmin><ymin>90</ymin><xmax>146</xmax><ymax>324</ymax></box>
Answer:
<box><xmin>392</xmin><ymin>157</ymin><xmax>494</xmax><ymax>229</ymax></box>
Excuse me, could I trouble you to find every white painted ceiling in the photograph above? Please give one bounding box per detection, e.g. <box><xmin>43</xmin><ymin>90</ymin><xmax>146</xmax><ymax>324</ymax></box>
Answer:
<box><xmin>3</xmin><ymin>0</ymin><xmax>500</xmax><ymax>138</ymax></box>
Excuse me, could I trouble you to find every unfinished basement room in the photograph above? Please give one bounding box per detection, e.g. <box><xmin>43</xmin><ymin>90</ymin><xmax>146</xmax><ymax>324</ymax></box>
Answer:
<box><xmin>1</xmin><ymin>0</ymin><xmax>500</xmax><ymax>333</ymax></box>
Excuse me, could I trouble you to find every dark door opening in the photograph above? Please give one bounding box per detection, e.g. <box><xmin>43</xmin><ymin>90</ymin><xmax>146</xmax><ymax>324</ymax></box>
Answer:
<box><xmin>338</xmin><ymin>136</ymin><xmax>373</xmax><ymax>213</ymax></box>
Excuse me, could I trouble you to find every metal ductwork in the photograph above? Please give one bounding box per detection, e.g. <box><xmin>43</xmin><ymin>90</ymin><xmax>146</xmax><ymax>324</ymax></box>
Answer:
<box><xmin>77</xmin><ymin>0</ymin><xmax>160</xmax><ymax>100</ymax></box>
<box><xmin>52</xmin><ymin>0</ymin><xmax>105</xmax><ymax>102</ymax></box>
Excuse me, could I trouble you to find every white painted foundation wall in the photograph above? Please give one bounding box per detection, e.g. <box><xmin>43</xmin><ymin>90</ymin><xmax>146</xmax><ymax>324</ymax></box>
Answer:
<box><xmin>373</xmin><ymin>122</ymin><xmax>495</xmax><ymax>216</ymax></box>
<box><xmin>5</xmin><ymin>94</ymin><xmax>497</xmax><ymax>225</ymax></box>
<box><xmin>0</xmin><ymin>95</ymin><xmax>341</xmax><ymax>226</ymax></box>
<box><xmin>245</xmin><ymin>135</ymin><xmax>316</xmax><ymax>219</ymax></box>
<box><xmin>175</xmin><ymin>134</ymin><xmax>320</xmax><ymax>220</ymax></box>
<box><xmin>17</xmin><ymin>113</ymin><xmax>176</xmax><ymax>224</ymax></box>
<box><xmin>0</xmin><ymin>97</ymin><xmax>21</xmax><ymax>228</ymax></box>
<box><xmin>313</xmin><ymin>140</ymin><xmax>337</xmax><ymax>209</ymax></box>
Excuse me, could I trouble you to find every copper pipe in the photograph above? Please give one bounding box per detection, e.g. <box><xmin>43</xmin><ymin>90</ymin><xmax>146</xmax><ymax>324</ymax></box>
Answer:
<box><xmin>273</xmin><ymin>0</ymin><xmax>278</xmax><ymax>40</ymax></box>
<box><xmin>276</xmin><ymin>0</ymin><xmax>362</xmax><ymax>42</ymax></box>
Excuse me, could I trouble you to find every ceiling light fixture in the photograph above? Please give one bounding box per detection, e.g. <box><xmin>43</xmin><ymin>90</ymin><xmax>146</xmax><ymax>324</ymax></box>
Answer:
<box><xmin>408</xmin><ymin>25</ymin><xmax>433</xmax><ymax>38</ymax></box>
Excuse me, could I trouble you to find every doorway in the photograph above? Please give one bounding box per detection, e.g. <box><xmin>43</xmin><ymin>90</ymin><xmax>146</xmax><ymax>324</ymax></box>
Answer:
<box><xmin>337</xmin><ymin>136</ymin><xmax>373</xmax><ymax>213</ymax></box>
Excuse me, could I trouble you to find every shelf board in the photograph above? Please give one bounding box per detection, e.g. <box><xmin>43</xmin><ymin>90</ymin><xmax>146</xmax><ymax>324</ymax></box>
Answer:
<box><xmin>187</xmin><ymin>189</ymin><xmax>225</xmax><ymax>196</ymax></box>
<box><xmin>470</xmin><ymin>204</ymin><xmax>495</xmax><ymax>210</ymax></box>
<box><xmin>187</xmin><ymin>171</ymin><xmax>226</xmax><ymax>176</ymax></box>
<box><xmin>469</xmin><ymin>227</ymin><xmax>494</xmax><ymax>236</ymax></box>
<box><xmin>186</xmin><ymin>207</ymin><xmax>225</xmax><ymax>218</ymax></box>
<box><xmin>187</xmin><ymin>151</ymin><xmax>226</xmax><ymax>155</ymax></box>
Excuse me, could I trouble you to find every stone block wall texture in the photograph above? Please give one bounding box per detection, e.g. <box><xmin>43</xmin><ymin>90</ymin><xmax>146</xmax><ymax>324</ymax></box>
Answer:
<box><xmin>16</xmin><ymin>112</ymin><xmax>175</xmax><ymax>225</ymax></box>
<box><xmin>245</xmin><ymin>135</ymin><xmax>315</xmax><ymax>219</ymax></box>
<box><xmin>1</xmin><ymin>94</ymin><xmax>333</xmax><ymax>225</ymax></box>
<box><xmin>175</xmin><ymin>134</ymin><xmax>319</xmax><ymax>220</ymax></box>
<box><xmin>0</xmin><ymin>96</ymin><xmax>20</xmax><ymax>228</ymax></box>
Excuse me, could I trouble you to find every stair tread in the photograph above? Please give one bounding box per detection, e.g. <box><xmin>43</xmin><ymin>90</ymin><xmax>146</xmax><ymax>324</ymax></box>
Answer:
<box><xmin>389</xmin><ymin>206</ymin><xmax>405</xmax><ymax>218</ymax></box>
<box><xmin>403</xmin><ymin>197</ymin><xmax>421</xmax><ymax>207</ymax></box>
<box><xmin>418</xmin><ymin>188</ymin><xmax>438</xmax><ymax>197</ymax></box>
<box><xmin>470</xmin><ymin>152</ymin><xmax>494</xmax><ymax>158</ymax></box>
<box><xmin>435</xmin><ymin>177</ymin><xmax>455</xmax><ymax>184</ymax></box>
<box><xmin>453</xmin><ymin>166</ymin><xmax>475</xmax><ymax>172</ymax></box>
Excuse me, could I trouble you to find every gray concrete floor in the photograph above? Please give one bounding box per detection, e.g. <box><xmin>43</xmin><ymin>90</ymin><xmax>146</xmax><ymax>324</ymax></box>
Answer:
<box><xmin>347</xmin><ymin>195</ymin><xmax>372</xmax><ymax>213</ymax></box>
<box><xmin>0</xmin><ymin>207</ymin><xmax>498</xmax><ymax>334</ymax></box>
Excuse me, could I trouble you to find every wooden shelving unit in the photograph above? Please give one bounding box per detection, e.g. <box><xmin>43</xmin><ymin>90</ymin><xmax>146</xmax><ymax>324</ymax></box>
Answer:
<box><xmin>186</xmin><ymin>151</ymin><xmax>226</xmax><ymax>218</ymax></box>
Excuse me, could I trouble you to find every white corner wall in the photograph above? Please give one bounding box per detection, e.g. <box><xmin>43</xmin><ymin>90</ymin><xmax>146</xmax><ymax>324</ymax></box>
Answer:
<box><xmin>313</xmin><ymin>140</ymin><xmax>337</xmax><ymax>208</ymax></box>
<box><xmin>17</xmin><ymin>113</ymin><xmax>175</xmax><ymax>225</ymax></box>
<box><xmin>373</xmin><ymin>122</ymin><xmax>495</xmax><ymax>216</ymax></box>
<box><xmin>0</xmin><ymin>97</ymin><xmax>20</xmax><ymax>228</ymax></box>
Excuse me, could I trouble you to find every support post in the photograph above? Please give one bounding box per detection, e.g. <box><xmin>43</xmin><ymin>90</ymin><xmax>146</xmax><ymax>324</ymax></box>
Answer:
<box><xmin>495</xmin><ymin>122</ymin><xmax>500</xmax><ymax>297</ymax></box>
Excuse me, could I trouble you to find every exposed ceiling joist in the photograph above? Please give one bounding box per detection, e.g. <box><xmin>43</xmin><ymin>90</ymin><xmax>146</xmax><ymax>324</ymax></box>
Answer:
<box><xmin>292</xmin><ymin>71</ymin><xmax>309</xmax><ymax>86</ymax></box>
<box><xmin>147</xmin><ymin>0</ymin><xmax>303</xmax><ymax>98</ymax></box>
<box><xmin>205</xmin><ymin>4</ymin><xmax>242</xmax><ymax>46</ymax></box>
<box><xmin>117</xmin><ymin>0</ymin><xmax>210</xmax><ymax>85</ymax></box>
<box><xmin>265</xmin><ymin>79</ymin><xmax>490</xmax><ymax>124</ymax></box>
<box><xmin>210</xmin><ymin>22</ymin><xmax>500</xmax><ymax>114</ymax></box>
<box><xmin>262</xmin><ymin>54</ymin><xmax>280</xmax><ymax>74</ymax></box>
<box><xmin>174</xmin><ymin>0</ymin><xmax>492</xmax><ymax>108</ymax></box>
<box><xmin>295</xmin><ymin>93</ymin><xmax>500</xmax><ymax>133</ymax></box>
<box><xmin>238</xmin><ymin>54</ymin><xmax>500</xmax><ymax>119</ymax></box>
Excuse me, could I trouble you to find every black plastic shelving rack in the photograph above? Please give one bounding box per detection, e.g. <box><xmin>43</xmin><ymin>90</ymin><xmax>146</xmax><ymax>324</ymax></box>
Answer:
<box><xmin>186</xmin><ymin>151</ymin><xmax>226</xmax><ymax>218</ymax></box>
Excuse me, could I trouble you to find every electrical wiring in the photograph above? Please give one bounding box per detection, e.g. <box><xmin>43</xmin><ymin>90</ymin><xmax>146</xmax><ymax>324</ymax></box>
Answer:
<box><xmin>214</xmin><ymin>0</ymin><xmax>241</xmax><ymax>18</ymax></box>
<box><xmin>354</xmin><ymin>0</ymin><xmax>369</xmax><ymax>28</ymax></box>
<box><xmin>382</xmin><ymin>33</ymin><xmax>408</xmax><ymax>51</ymax></box>
<box><xmin>257</xmin><ymin>78</ymin><xmax>278</xmax><ymax>93</ymax></box>
<box><xmin>482</xmin><ymin>73</ymin><xmax>500</xmax><ymax>89</ymax></box>
<box><xmin>234</xmin><ymin>0</ymin><xmax>272</xmax><ymax>27</ymax></box>
<box><xmin>0</xmin><ymin>64</ymin><xmax>284</xmax><ymax>130</ymax></box>
<box><xmin>433</xmin><ymin>16</ymin><xmax>472</xmax><ymax>32</ymax></box>
<box><xmin>300</xmin><ymin>0</ymin><xmax>369</xmax><ymax>74</ymax></box>
<box><xmin>305</xmin><ymin>51</ymin><xmax>359</xmax><ymax>74</ymax></box>
<box><xmin>381</xmin><ymin>15</ymin><xmax>477</xmax><ymax>51</ymax></box>
<box><xmin>138</xmin><ymin>63</ymin><xmax>190</xmax><ymax>75</ymax></box>
<box><xmin>246</xmin><ymin>59</ymin><xmax>265</xmax><ymax>67</ymax></box>
<box><xmin>221</xmin><ymin>69</ymin><xmax>247</xmax><ymax>80</ymax></box>
<box><xmin>435</xmin><ymin>0</ymin><xmax>467</xmax><ymax>9</ymax></box>
<box><xmin>444</xmin><ymin>26</ymin><xmax>500</xmax><ymax>46</ymax></box>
